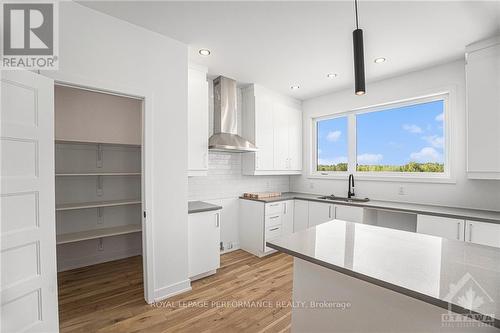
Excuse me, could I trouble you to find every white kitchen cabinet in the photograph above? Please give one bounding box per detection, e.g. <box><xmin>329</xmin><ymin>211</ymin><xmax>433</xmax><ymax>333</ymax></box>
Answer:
<box><xmin>294</xmin><ymin>200</ymin><xmax>309</xmax><ymax>232</ymax></box>
<box><xmin>465</xmin><ymin>36</ymin><xmax>500</xmax><ymax>179</ymax></box>
<box><xmin>282</xmin><ymin>200</ymin><xmax>295</xmax><ymax>235</ymax></box>
<box><xmin>188</xmin><ymin>64</ymin><xmax>209</xmax><ymax>176</ymax></box>
<box><xmin>241</xmin><ymin>84</ymin><xmax>302</xmax><ymax>175</ymax></box>
<box><xmin>334</xmin><ymin>205</ymin><xmax>364</xmax><ymax>224</ymax></box>
<box><xmin>188</xmin><ymin>209</ymin><xmax>221</xmax><ymax>279</ymax></box>
<box><xmin>416</xmin><ymin>215</ymin><xmax>465</xmax><ymax>241</ymax></box>
<box><xmin>308</xmin><ymin>201</ymin><xmax>335</xmax><ymax>227</ymax></box>
<box><xmin>465</xmin><ymin>220</ymin><xmax>500</xmax><ymax>248</ymax></box>
<box><xmin>239</xmin><ymin>199</ymin><xmax>295</xmax><ymax>257</ymax></box>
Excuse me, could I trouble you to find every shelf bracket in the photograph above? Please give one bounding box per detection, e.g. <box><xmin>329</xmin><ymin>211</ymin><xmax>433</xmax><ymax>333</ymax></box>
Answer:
<box><xmin>97</xmin><ymin>207</ymin><xmax>103</xmax><ymax>224</ymax></box>
<box><xmin>97</xmin><ymin>175</ymin><xmax>103</xmax><ymax>196</ymax></box>
<box><xmin>96</xmin><ymin>144</ymin><xmax>103</xmax><ymax>168</ymax></box>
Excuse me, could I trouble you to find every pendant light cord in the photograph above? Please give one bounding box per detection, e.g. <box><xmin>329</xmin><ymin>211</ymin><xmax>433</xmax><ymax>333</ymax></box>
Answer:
<box><xmin>355</xmin><ymin>0</ymin><xmax>359</xmax><ymax>29</ymax></box>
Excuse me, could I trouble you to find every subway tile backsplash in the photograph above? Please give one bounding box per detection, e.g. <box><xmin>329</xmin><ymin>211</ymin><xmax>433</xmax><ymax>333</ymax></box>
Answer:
<box><xmin>188</xmin><ymin>152</ymin><xmax>290</xmax><ymax>201</ymax></box>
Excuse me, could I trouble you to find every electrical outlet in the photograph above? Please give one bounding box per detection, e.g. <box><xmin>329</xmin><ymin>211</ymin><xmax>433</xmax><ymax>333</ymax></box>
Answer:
<box><xmin>98</xmin><ymin>238</ymin><xmax>104</xmax><ymax>251</ymax></box>
<box><xmin>398</xmin><ymin>185</ymin><xmax>406</xmax><ymax>195</ymax></box>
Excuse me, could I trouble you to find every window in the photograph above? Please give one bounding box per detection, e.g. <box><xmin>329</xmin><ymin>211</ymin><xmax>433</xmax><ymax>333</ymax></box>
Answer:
<box><xmin>313</xmin><ymin>95</ymin><xmax>448</xmax><ymax>178</ymax></box>
<box><xmin>317</xmin><ymin>116</ymin><xmax>348</xmax><ymax>171</ymax></box>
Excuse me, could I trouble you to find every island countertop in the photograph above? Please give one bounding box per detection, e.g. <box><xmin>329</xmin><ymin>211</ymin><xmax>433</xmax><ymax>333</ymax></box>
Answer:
<box><xmin>267</xmin><ymin>220</ymin><xmax>500</xmax><ymax>328</ymax></box>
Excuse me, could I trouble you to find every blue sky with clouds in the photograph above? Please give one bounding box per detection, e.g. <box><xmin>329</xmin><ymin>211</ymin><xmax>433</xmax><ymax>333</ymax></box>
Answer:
<box><xmin>317</xmin><ymin>100</ymin><xmax>444</xmax><ymax>166</ymax></box>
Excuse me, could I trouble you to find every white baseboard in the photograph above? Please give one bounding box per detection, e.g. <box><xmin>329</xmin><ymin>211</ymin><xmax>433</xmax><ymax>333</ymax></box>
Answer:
<box><xmin>154</xmin><ymin>279</ymin><xmax>191</xmax><ymax>302</ymax></box>
<box><xmin>57</xmin><ymin>247</ymin><xmax>142</xmax><ymax>272</ymax></box>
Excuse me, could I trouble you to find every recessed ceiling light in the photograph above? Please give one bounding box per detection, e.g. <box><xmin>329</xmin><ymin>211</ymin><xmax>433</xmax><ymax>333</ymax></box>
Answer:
<box><xmin>290</xmin><ymin>85</ymin><xmax>300</xmax><ymax>90</ymax></box>
<box><xmin>326</xmin><ymin>73</ymin><xmax>338</xmax><ymax>79</ymax></box>
<box><xmin>374</xmin><ymin>57</ymin><xmax>386</xmax><ymax>63</ymax></box>
<box><xmin>198</xmin><ymin>49</ymin><xmax>211</xmax><ymax>56</ymax></box>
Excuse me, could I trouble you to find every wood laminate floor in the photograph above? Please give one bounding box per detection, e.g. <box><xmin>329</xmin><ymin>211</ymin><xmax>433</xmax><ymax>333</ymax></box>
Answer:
<box><xmin>58</xmin><ymin>250</ymin><xmax>293</xmax><ymax>333</ymax></box>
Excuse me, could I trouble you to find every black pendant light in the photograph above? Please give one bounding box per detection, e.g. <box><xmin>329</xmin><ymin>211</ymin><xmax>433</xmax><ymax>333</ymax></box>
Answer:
<box><xmin>353</xmin><ymin>0</ymin><xmax>366</xmax><ymax>95</ymax></box>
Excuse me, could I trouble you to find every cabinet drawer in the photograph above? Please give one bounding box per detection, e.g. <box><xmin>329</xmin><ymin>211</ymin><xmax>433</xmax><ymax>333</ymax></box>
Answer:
<box><xmin>264</xmin><ymin>224</ymin><xmax>283</xmax><ymax>253</ymax></box>
<box><xmin>265</xmin><ymin>214</ymin><xmax>282</xmax><ymax>228</ymax></box>
<box><xmin>265</xmin><ymin>202</ymin><xmax>284</xmax><ymax>216</ymax></box>
<box><xmin>265</xmin><ymin>224</ymin><xmax>282</xmax><ymax>240</ymax></box>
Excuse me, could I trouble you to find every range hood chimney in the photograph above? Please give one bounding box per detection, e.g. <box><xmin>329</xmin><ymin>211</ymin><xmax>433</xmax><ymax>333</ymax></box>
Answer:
<box><xmin>208</xmin><ymin>76</ymin><xmax>258</xmax><ymax>152</ymax></box>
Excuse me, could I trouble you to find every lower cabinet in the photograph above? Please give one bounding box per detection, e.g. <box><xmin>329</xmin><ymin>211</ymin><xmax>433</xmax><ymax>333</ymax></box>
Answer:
<box><xmin>305</xmin><ymin>201</ymin><xmax>365</xmax><ymax>228</ymax></box>
<box><xmin>188</xmin><ymin>209</ymin><xmax>221</xmax><ymax>280</ymax></box>
<box><xmin>334</xmin><ymin>205</ymin><xmax>364</xmax><ymax>223</ymax></box>
<box><xmin>239</xmin><ymin>199</ymin><xmax>294</xmax><ymax>257</ymax></box>
<box><xmin>417</xmin><ymin>215</ymin><xmax>500</xmax><ymax>248</ymax></box>
<box><xmin>465</xmin><ymin>220</ymin><xmax>500</xmax><ymax>248</ymax></box>
<box><xmin>308</xmin><ymin>202</ymin><xmax>334</xmax><ymax>227</ymax></box>
<box><xmin>416</xmin><ymin>215</ymin><xmax>465</xmax><ymax>241</ymax></box>
<box><xmin>293</xmin><ymin>200</ymin><xmax>309</xmax><ymax>232</ymax></box>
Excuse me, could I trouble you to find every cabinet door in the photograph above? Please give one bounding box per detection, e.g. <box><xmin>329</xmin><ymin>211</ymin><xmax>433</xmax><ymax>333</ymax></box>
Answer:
<box><xmin>466</xmin><ymin>42</ymin><xmax>500</xmax><ymax>178</ymax></box>
<box><xmin>255</xmin><ymin>96</ymin><xmax>274</xmax><ymax>170</ymax></box>
<box><xmin>288</xmin><ymin>107</ymin><xmax>302</xmax><ymax>171</ymax></box>
<box><xmin>282</xmin><ymin>200</ymin><xmax>294</xmax><ymax>235</ymax></box>
<box><xmin>188</xmin><ymin>67</ymin><xmax>209</xmax><ymax>174</ymax></box>
<box><xmin>416</xmin><ymin>215</ymin><xmax>465</xmax><ymax>241</ymax></box>
<box><xmin>188</xmin><ymin>210</ymin><xmax>221</xmax><ymax>278</ymax></box>
<box><xmin>334</xmin><ymin>205</ymin><xmax>364</xmax><ymax>223</ymax></box>
<box><xmin>465</xmin><ymin>220</ymin><xmax>500</xmax><ymax>248</ymax></box>
<box><xmin>273</xmin><ymin>103</ymin><xmax>289</xmax><ymax>170</ymax></box>
<box><xmin>294</xmin><ymin>200</ymin><xmax>309</xmax><ymax>232</ymax></box>
<box><xmin>308</xmin><ymin>202</ymin><xmax>334</xmax><ymax>227</ymax></box>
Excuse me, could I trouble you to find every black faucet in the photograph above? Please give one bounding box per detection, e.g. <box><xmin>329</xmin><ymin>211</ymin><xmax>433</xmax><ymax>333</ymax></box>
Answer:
<box><xmin>348</xmin><ymin>174</ymin><xmax>355</xmax><ymax>198</ymax></box>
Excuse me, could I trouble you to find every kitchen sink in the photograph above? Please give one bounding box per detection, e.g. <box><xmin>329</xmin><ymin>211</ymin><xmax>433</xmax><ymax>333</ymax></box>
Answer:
<box><xmin>317</xmin><ymin>195</ymin><xmax>370</xmax><ymax>203</ymax></box>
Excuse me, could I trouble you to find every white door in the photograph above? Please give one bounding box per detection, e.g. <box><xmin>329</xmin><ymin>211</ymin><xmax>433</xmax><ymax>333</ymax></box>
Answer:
<box><xmin>308</xmin><ymin>202</ymin><xmax>334</xmax><ymax>227</ymax></box>
<box><xmin>465</xmin><ymin>220</ymin><xmax>500</xmax><ymax>248</ymax></box>
<box><xmin>188</xmin><ymin>210</ymin><xmax>221</xmax><ymax>278</ymax></box>
<box><xmin>334</xmin><ymin>205</ymin><xmax>364</xmax><ymax>224</ymax></box>
<box><xmin>416</xmin><ymin>215</ymin><xmax>465</xmax><ymax>241</ymax></box>
<box><xmin>1</xmin><ymin>71</ymin><xmax>59</xmax><ymax>332</ymax></box>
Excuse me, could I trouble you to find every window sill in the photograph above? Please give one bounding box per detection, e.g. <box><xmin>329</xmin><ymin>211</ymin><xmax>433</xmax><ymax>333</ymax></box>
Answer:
<box><xmin>308</xmin><ymin>173</ymin><xmax>456</xmax><ymax>184</ymax></box>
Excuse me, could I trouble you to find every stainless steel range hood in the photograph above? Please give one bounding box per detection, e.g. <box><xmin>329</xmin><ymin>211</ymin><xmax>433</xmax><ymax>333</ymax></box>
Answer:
<box><xmin>208</xmin><ymin>76</ymin><xmax>258</xmax><ymax>152</ymax></box>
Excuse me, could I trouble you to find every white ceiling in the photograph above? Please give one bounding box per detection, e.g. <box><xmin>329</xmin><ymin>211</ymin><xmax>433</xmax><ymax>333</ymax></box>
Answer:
<box><xmin>80</xmin><ymin>1</ymin><xmax>500</xmax><ymax>100</ymax></box>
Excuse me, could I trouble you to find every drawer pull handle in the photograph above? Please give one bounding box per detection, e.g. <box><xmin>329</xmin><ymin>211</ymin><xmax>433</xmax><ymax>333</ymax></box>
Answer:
<box><xmin>270</xmin><ymin>203</ymin><xmax>279</xmax><ymax>207</ymax></box>
<box><xmin>456</xmin><ymin>222</ymin><xmax>461</xmax><ymax>240</ymax></box>
<box><xmin>469</xmin><ymin>223</ymin><xmax>473</xmax><ymax>242</ymax></box>
<box><xmin>269</xmin><ymin>227</ymin><xmax>280</xmax><ymax>231</ymax></box>
<box><xmin>270</xmin><ymin>216</ymin><xmax>280</xmax><ymax>219</ymax></box>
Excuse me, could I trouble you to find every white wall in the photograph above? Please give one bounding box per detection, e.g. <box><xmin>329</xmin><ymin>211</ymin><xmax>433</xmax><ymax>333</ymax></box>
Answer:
<box><xmin>292</xmin><ymin>60</ymin><xmax>500</xmax><ymax>211</ymax></box>
<box><xmin>43</xmin><ymin>2</ymin><xmax>189</xmax><ymax>301</ymax></box>
<box><xmin>188</xmin><ymin>81</ymin><xmax>290</xmax><ymax>250</ymax></box>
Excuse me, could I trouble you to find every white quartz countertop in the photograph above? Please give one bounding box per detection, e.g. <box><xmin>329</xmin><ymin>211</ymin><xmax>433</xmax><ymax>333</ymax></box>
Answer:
<box><xmin>240</xmin><ymin>192</ymin><xmax>500</xmax><ymax>224</ymax></box>
<box><xmin>267</xmin><ymin>220</ymin><xmax>500</xmax><ymax>328</ymax></box>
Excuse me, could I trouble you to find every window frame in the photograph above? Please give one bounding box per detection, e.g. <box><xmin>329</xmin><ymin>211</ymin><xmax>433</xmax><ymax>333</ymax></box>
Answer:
<box><xmin>311</xmin><ymin>93</ymin><xmax>452</xmax><ymax>182</ymax></box>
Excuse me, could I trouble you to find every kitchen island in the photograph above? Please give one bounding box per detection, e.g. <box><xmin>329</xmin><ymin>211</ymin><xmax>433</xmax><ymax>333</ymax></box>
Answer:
<box><xmin>267</xmin><ymin>220</ymin><xmax>500</xmax><ymax>332</ymax></box>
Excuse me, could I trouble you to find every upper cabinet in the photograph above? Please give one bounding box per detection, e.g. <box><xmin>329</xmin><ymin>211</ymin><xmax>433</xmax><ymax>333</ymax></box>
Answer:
<box><xmin>241</xmin><ymin>84</ymin><xmax>302</xmax><ymax>175</ymax></box>
<box><xmin>466</xmin><ymin>36</ymin><xmax>500</xmax><ymax>179</ymax></box>
<box><xmin>188</xmin><ymin>65</ymin><xmax>209</xmax><ymax>176</ymax></box>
